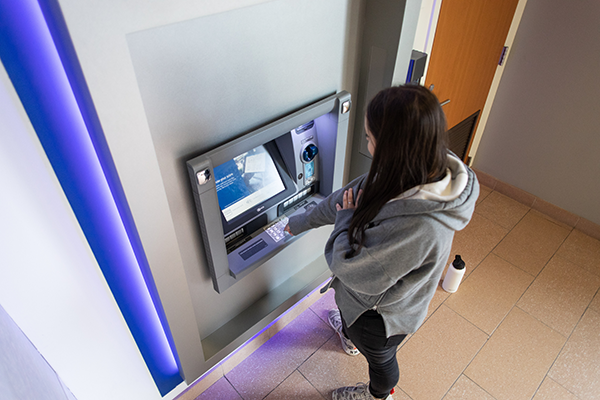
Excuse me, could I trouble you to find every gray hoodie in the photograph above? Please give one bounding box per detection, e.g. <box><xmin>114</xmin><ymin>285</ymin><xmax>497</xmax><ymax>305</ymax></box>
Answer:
<box><xmin>287</xmin><ymin>154</ymin><xmax>479</xmax><ymax>336</ymax></box>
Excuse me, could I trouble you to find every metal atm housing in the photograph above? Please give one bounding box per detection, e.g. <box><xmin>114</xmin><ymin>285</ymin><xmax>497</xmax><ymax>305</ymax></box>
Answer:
<box><xmin>186</xmin><ymin>91</ymin><xmax>351</xmax><ymax>293</ymax></box>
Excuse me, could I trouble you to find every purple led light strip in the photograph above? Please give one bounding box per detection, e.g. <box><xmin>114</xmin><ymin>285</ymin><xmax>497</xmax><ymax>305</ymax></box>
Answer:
<box><xmin>0</xmin><ymin>0</ymin><xmax>179</xmax><ymax>392</ymax></box>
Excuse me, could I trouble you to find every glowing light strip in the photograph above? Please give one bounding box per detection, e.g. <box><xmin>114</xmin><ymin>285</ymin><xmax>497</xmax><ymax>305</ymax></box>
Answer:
<box><xmin>0</xmin><ymin>0</ymin><xmax>181</xmax><ymax>394</ymax></box>
<box><xmin>424</xmin><ymin>0</ymin><xmax>438</xmax><ymax>52</ymax></box>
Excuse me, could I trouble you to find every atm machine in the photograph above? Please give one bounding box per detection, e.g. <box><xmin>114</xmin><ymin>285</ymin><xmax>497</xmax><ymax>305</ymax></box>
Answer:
<box><xmin>186</xmin><ymin>91</ymin><xmax>351</xmax><ymax>293</ymax></box>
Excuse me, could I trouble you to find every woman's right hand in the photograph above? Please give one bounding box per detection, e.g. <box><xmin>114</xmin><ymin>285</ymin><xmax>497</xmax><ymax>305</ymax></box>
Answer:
<box><xmin>336</xmin><ymin>188</ymin><xmax>363</xmax><ymax>211</ymax></box>
<box><xmin>284</xmin><ymin>224</ymin><xmax>293</xmax><ymax>236</ymax></box>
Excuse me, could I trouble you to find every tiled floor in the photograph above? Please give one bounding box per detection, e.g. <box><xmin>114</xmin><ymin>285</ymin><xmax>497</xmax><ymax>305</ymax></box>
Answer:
<box><xmin>193</xmin><ymin>186</ymin><xmax>600</xmax><ymax>400</ymax></box>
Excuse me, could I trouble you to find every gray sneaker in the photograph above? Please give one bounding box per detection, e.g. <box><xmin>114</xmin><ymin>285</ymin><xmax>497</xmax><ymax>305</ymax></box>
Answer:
<box><xmin>328</xmin><ymin>309</ymin><xmax>360</xmax><ymax>356</ymax></box>
<box><xmin>331</xmin><ymin>382</ymin><xmax>393</xmax><ymax>400</ymax></box>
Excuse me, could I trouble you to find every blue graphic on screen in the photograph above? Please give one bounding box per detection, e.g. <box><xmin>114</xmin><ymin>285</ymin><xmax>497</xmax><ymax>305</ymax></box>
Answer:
<box><xmin>213</xmin><ymin>145</ymin><xmax>286</xmax><ymax>222</ymax></box>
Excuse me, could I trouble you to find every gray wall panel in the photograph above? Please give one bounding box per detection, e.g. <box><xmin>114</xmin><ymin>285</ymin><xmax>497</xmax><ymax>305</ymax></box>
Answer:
<box><xmin>126</xmin><ymin>0</ymin><xmax>348</xmax><ymax>374</ymax></box>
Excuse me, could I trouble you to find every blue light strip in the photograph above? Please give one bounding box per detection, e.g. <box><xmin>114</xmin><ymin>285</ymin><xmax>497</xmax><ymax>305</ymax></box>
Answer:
<box><xmin>0</xmin><ymin>0</ymin><xmax>182</xmax><ymax>394</ymax></box>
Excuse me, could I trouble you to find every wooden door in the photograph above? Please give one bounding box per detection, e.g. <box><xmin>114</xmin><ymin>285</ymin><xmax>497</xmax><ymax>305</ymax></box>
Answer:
<box><xmin>425</xmin><ymin>0</ymin><xmax>519</xmax><ymax>133</ymax></box>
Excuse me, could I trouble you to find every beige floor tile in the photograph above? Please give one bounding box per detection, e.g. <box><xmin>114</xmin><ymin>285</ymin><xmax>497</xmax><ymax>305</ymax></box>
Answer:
<box><xmin>465</xmin><ymin>307</ymin><xmax>565</xmax><ymax>400</ymax></box>
<box><xmin>226</xmin><ymin>310</ymin><xmax>333</xmax><ymax>400</ymax></box>
<box><xmin>308</xmin><ymin>287</ymin><xmax>337</xmax><ymax>325</ymax></box>
<box><xmin>396</xmin><ymin>306</ymin><xmax>488</xmax><ymax>400</ymax></box>
<box><xmin>590</xmin><ymin>291</ymin><xmax>600</xmax><ymax>313</ymax></box>
<box><xmin>555</xmin><ymin>229</ymin><xmax>600</xmax><ymax>277</ymax></box>
<box><xmin>549</xmin><ymin>308</ymin><xmax>600</xmax><ymax>400</ymax></box>
<box><xmin>193</xmin><ymin>377</ymin><xmax>242</xmax><ymax>400</ymax></box>
<box><xmin>477</xmin><ymin>185</ymin><xmax>493</xmax><ymax>205</ymax></box>
<box><xmin>449</xmin><ymin>212</ymin><xmax>509</xmax><ymax>274</ymax></box>
<box><xmin>517</xmin><ymin>255</ymin><xmax>600</xmax><ymax>337</ymax></box>
<box><xmin>446</xmin><ymin>254</ymin><xmax>534</xmax><ymax>334</ymax></box>
<box><xmin>298</xmin><ymin>335</ymin><xmax>370</xmax><ymax>398</ymax></box>
<box><xmin>532</xmin><ymin>377</ymin><xmax>579</xmax><ymax>400</ymax></box>
<box><xmin>427</xmin><ymin>283</ymin><xmax>450</xmax><ymax>319</ymax></box>
<box><xmin>475</xmin><ymin>191</ymin><xmax>530</xmax><ymax>230</ymax></box>
<box><xmin>221</xmin><ymin>331</ymin><xmax>272</xmax><ymax>375</ymax></box>
<box><xmin>264</xmin><ymin>370</ymin><xmax>326</xmax><ymax>400</ymax></box>
<box><xmin>493</xmin><ymin>211</ymin><xmax>570</xmax><ymax>276</ymax></box>
<box><xmin>442</xmin><ymin>375</ymin><xmax>494</xmax><ymax>400</ymax></box>
<box><xmin>390</xmin><ymin>387</ymin><xmax>412</xmax><ymax>400</ymax></box>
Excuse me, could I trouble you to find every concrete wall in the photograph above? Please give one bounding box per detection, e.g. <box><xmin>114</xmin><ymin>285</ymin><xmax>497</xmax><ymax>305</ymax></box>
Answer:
<box><xmin>473</xmin><ymin>0</ymin><xmax>600</xmax><ymax>226</ymax></box>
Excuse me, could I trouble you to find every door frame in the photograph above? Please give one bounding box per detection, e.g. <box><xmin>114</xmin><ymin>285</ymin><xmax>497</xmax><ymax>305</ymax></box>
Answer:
<box><xmin>413</xmin><ymin>0</ymin><xmax>529</xmax><ymax>165</ymax></box>
<box><xmin>467</xmin><ymin>0</ymin><xmax>529</xmax><ymax>164</ymax></box>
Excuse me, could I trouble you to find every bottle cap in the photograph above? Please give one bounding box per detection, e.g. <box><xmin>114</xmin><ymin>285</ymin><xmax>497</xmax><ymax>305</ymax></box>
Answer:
<box><xmin>452</xmin><ymin>255</ymin><xmax>465</xmax><ymax>270</ymax></box>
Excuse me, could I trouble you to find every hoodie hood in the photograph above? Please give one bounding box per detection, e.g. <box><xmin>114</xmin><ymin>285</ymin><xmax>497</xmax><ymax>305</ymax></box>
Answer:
<box><xmin>394</xmin><ymin>154</ymin><xmax>468</xmax><ymax>202</ymax></box>
<box><xmin>373</xmin><ymin>154</ymin><xmax>478</xmax><ymax>232</ymax></box>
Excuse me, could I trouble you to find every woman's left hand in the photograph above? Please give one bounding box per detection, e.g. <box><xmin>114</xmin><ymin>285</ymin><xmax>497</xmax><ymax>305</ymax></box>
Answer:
<box><xmin>336</xmin><ymin>188</ymin><xmax>362</xmax><ymax>211</ymax></box>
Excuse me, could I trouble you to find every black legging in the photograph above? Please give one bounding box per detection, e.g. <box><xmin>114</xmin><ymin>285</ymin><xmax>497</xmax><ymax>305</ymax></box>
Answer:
<box><xmin>342</xmin><ymin>310</ymin><xmax>406</xmax><ymax>399</ymax></box>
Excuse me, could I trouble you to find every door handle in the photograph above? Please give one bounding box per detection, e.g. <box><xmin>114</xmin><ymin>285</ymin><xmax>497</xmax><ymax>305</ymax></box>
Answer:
<box><xmin>440</xmin><ymin>99</ymin><xmax>450</xmax><ymax>106</ymax></box>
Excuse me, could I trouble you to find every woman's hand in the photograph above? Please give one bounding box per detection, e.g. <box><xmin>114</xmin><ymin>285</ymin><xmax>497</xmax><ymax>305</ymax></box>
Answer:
<box><xmin>336</xmin><ymin>188</ymin><xmax>363</xmax><ymax>211</ymax></box>
<box><xmin>284</xmin><ymin>224</ymin><xmax>293</xmax><ymax>236</ymax></box>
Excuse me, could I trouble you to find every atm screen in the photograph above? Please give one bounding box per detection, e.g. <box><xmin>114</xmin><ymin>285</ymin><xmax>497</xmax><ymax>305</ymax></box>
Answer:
<box><xmin>213</xmin><ymin>145</ymin><xmax>286</xmax><ymax>222</ymax></box>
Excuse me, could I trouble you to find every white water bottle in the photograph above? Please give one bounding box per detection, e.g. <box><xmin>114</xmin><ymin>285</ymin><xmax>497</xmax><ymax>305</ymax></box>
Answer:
<box><xmin>442</xmin><ymin>255</ymin><xmax>466</xmax><ymax>293</ymax></box>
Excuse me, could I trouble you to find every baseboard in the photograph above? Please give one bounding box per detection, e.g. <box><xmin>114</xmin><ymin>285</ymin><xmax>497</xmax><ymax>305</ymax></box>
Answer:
<box><xmin>472</xmin><ymin>168</ymin><xmax>600</xmax><ymax>241</ymax></box>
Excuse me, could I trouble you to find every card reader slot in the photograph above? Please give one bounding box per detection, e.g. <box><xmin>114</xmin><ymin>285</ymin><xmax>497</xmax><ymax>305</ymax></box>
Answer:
<box><xmin>239</xmin><ymin>239</ymin><xmax>268</xmax><ymax>261</ymax></box>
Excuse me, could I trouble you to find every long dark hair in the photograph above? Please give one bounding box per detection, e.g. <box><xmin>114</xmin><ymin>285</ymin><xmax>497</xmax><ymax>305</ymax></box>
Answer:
<box><xmin>348</xmin><ymin>85</ymin><xmax>449</xmax><ymax>253</ymax></box>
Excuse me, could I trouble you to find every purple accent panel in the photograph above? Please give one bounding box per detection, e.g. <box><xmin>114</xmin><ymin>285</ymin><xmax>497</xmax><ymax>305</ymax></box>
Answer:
<box><xmin>0</xmin><ymin>0</ymin><xmax>181</xmax><ymax>394</ymax></box>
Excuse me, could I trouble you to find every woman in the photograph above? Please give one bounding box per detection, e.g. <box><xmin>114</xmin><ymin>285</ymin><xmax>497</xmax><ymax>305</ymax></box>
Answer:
<box><xmin>285</xmin><ymin>84</ymin><xmax>479</xmax><ymax>400</ymax></box>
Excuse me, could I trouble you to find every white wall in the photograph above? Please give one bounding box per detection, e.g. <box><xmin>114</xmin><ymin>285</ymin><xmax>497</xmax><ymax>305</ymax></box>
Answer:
<box><xmin>0</xmin><ymin>66</ymin><xmax>161</xmax><ymax>399</ymax></box>
<box><xmin>473</xmin><ymin>0</ymin><xmax>600</xmax><ymax>225</ymax></box>
<box><xmin>0</xmin><ymin>304</ymin><xmax>77</xmax><ymax>400</ymax></box>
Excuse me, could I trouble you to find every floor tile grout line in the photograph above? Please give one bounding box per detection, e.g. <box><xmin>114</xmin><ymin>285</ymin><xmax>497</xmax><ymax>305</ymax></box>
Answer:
<box><xmin>422</xmin><ymin>304</ymin><xmax>492</xmax><ymax>400</ymax></box>
<box><xmin>296</xmin><ymin>367</ymin><xmax>327</xmax><ymax>399</ymax></box>
<box><xmin>457</xmin><ymin>302</ymin><xmax>564</xmax><ymax>400</ymax></box>
<box><xmin>224</xmin><ymin>305</ymin><xmax>335</xmax><ymax>400</ymax></box>
<box><xmin>535</xmin><ymin>376</ymin><xmax>582</xmax><ymax>400</ymax></box>
<box><xmin>441</xmin><ymin>373</ymin><xmax>499</xmax><ymax>400</ymax></box>
<box><xmin>475</xmin><ymin>189</ymin><xmax>532</xmax><ymax>230</ymax></box>
<box><xmin>258</xmin><ymin>368</ymin><xmax>299</xmax><ymax>400</ymax></box>
<box><xmin>222</xmin><ymin>374</ymin><xmax>244</xmax><ymax>400</ymax></box>
<box><xmin>497</xmin><ymin>220</ymin><xmax>593</xmax><ymax>339</ymax></box>
<box><xmin>536</xmin><ymin>301</ymin><xmax>600</xmax><ymax>400</ymax></box>
<box><xmin>514</xmin><ymin>301</ymin><xmax>572</xmax><ymax>373</ymax></box>
<box><xmin>288</xmin><ymin>312</ymin><xmax>336</xmax><ymax>399</ymax></box>
<box><xmin>480</xmin><ymin>195</ymin><xmax>578</xmax><ymax>280</ymax></box>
